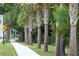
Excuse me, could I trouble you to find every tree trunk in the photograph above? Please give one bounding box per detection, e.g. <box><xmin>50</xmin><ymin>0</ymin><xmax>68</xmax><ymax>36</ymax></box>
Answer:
<box><xmin>36</xmin><ymin>9</ymin><xmax>41</xmax><ymax>48</ymax></box>
<box><xmin>37</xmin><ymin>27</ymin><xmax>41</xmax><ymax>48</ymax></box>
<box><xmin>14</xmin><ymin>30</ymin><xmax>16</xmax><ymax>39</ymax></box>
<box><xmin>44</xmin><ymin>4</ymin><xmax>49</xmax><ymax>51</ymax></box>
<box><xmin>28</xmin><ymin>30</ymin><xmax>32</xmax><ymax>45</ymax></box>
<box><xmin>70</xmin><ymin>25</ymin><xmax>77</xmax><ymax>56</ymax></box>
<box><xmin>69</xmin><ymin>3</ymin><xmax>78</xmax><ymax>56</ymax></box>
<box><xmin>7</xmin><ymin>25</ymin><xmax>10</xmax><ymax>41</ymax></box>
<box><xmin>27</xmin><ymin>29</ymin><xmax>29</xmax><ymax>44</ymax></box>
<box><xmin>60</xmin><ymin>35</ymin><xmax>65</xmax><ymax>56</ymax></box>
<box><xmin>3</xmin><ymin>32</ymin><xmax>5</xmax><ymax>45</ymax></box>
<box><xmin>20</xmin><ymin>33</ymin><xmax>22</xmax><ymax>41</ymax></box>
<box><xmin>10</xmin><ymin>29</ymin><xmax>12</xmax><ymax>39</ymax></box>
<box><xmin>56</xmin><ymin>27</ymin><xmax>60</xmax><ymax>56</ymax></box>
<box><xmin>44</xmin><ymin>24</ymin><xmax>48</xmax><ymax>51</ymax></box>
<box><xmin>24</xmin><ymin>26</ymin><xmax>28</xmax><ymax>44</ymax></box>
<box><xmin>28</xmin><ymin>16</ymin><xmax>32</xmax><ymax>45</ymax></box>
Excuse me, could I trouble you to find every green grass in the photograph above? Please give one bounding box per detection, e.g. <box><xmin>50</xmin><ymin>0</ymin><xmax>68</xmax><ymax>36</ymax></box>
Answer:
<box><xmin>0</xmin><ymin>43</ymin><xmax>17</xmax><ymax>56</ymax></box>
<box><xmin>27</xmin><ymin>44</ymin><xmax>55</xmax><ymax>56</ymax></box>
<box><xmin>26</xmin><ymin>43</ymin><xmax>69</xmax><ymax>56</ymax></box>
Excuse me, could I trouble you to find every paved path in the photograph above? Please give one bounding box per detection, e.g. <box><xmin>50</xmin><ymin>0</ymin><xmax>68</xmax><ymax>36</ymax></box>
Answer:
<box><xmin>0</xmin><ymin>39</ymin><xmax>3</xmax><ymax>44</ymax></box>
<box><xmin>10</xmin><ymin>40</ymin><xmax>40</xmax><ymax>56</ymax></box>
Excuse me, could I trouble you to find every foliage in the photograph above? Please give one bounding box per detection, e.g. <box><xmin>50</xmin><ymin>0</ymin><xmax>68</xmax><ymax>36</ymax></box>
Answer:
<box><xmin>53</xmin><ymin>5</ymin><xmax>69</xmax><ymax>33</ymax></box>
<box><xmin>17</xmin><ymin>12</ymin><xmax>28</xmax><ymax>27</ymax></box>
<box><xmin>53</xmin><ymin>5</ymin><xmax>70</xmax><ymax>46</ymax></box>
<box><xmin>3</xmin><ymin>4</ymin><xmax>20</xmax><ymax>28</ymax></box>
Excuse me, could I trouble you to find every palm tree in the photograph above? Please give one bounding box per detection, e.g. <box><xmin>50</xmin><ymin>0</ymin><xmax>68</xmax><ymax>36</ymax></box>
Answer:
<box><xmin>69</xmin><ymin>3</ymin><xmax>78</xmax><ymax>56</ymax></box>
<box><xmin>22</xmin><ymin>4</ymin><xmax>34</xmax><ymax>45</ymax></box>
<box><xmin>44</xmin><ymin>4</ymin><xmax>49</xmax><ymax>51</ymax></box>
<box><xmin>56</xmin><ymin>22</ymin><xmax>60</xmax><ymax>55</ymax></box>
<box><xmin>28</xmin><ymin>15</ymin><xmax>32</xmax><ymax>45</ymax></box>
<box><xmin>36</xmin><ymin>5</ymin><xmax>41</xmax><ymax>48</ymax></box>
<box><xmin>55</xmin><ymin>3</ymin><xmax>68</xmax><ymax>56</ymax></box>
<box><xmin>59</xmin><ymin>3</ymin><xmax>65</xmax><ymax>56</ymax></box>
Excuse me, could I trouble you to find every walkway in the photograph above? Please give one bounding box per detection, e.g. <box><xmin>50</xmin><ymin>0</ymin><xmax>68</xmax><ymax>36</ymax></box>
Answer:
<box><xmin>10</xmin><ymin>39</ymin><xmax>40</xmax><ymax>56</ymax></box>
<box><xmin>0</xmin><ymin>39</ymin><xmax>3</xmax><ymax>44</ymax></box>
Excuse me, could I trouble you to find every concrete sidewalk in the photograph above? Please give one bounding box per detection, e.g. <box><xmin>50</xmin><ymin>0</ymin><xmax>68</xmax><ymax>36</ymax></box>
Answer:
<box><xmin>11</xmin><ymin>40</ymin><xmax>40</xmax><ymax>56</ymax></box>
<box><xmin>0</xmin><ymin>39</ymin><xmax>3</xmax><ymax>44</ymax></box>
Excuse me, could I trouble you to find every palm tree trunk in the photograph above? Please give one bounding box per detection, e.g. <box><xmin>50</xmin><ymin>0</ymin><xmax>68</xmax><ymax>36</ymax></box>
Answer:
<box><xmin>70</xmin><ymin>25</ymin><xmax>77</xmax><ymax>56</ymax></box>
<box><xmin>28</xmin><ymin>30</ymin><xmax>32</xmax><ymax>45</ymax></box>
<box><xmin>36</xmin><ymin>9</ymin><xmax>41</xmax><ymax>48</ymax></box>
<box><xmin>56</xmin><ymin>27</ymin><xmax>60</xmax><ymax>56</ymax></box>
<box><xmin>44</xmin><ymin>24</ymin><xmax>48</xmax><ymax>51</ymax></box>
<box><xmin>37</xmin><ymin>27</ymin><xmax>41</xmax><ymax>48</ymax></box>
<box><xmin>27</xmin><ymin>29</ymin><xmax>29</xmax><ymax>44</ymax></box>
<box><xmin>60</xmin><ymin>35</ymin><xmax>65</xmax><ymax>56</ymax></box>
<box><xmin>24</xmin><ymin>25</ymin><xmax>28</xmax><ymax>44</ymax></box>
<box><xmin>7</xmin><ymin>25</ymin><xmax>10</xmax><ymax>41</ymax></box>
<box><xmin>28</xmin><ymin>16</ymin><xmax>32</xmax><ymax>45</ymax></box>
<box><xmin>10</xmin><ymin>29</ymin><xmax>12</xmax><ymax>39</ymax></box>
<box><xmin>69</xmin><ymin>3</ymin><xmax>78</xmax><ymax>56</ymax></box>
<box><xmin>3</xmin><ymin>31</ymin><xmax>5</xmax><ymax>44</ymax></box>
<box><xmin>44</xmin><ymin>4</ymin><xmax>49</xmax><ymax>51</ymax></box>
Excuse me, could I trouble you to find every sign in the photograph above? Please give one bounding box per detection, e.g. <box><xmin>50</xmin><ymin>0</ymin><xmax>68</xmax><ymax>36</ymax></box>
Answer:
<box><xmin>2</xmin><ymin>24</ymin><xmax>7</xmax><ymax>32</ymax></box>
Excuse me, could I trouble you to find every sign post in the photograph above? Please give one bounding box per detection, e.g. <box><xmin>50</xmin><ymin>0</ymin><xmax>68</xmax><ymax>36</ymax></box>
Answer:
<box><xmin>2</xmin><ymin>24</ymin><xmax>7</xmax><ymax>45</ymax></box>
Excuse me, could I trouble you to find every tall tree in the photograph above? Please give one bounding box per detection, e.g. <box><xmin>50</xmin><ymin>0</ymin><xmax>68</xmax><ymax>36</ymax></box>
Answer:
<box><xmin>55</xmin><ymin>22</ymin><xmax>60</xmax><ymax>55</ymax></box>
<box><xmin>17</xmin><ymin>4</ymin><xmax>34</xmax><ymax>45</ymax></box>
<box><xmin>53</xmin><ymin>4</ymin><xmax>69</xmax><ymax>55</ymax></box>
<box><xmin>28</xmin><ymin>15</ymin><xmax>32</xmax><ymax>45</ymax></box>
<box><xmin>36</xmin><ymin>4</ymin><xmax>42</xmax><ymax>48</ymax></box>
<box><xmin>69</xmin><ymin>3</ymin><xmax>78</xmax><ymax>56</ymax></box>
<box><xmin>25</xmin><ymin>4</ymin><xmax>36</xmax><ymax>45</ymax></box>
<box><xmin>44</xmin><ymin>4</ymin><xmax>49</xmax><ymax>51</ymax></box>
<box><xmin>3</xmin><ymin>4</ymin><xmax>21</xmax><ymax>41</ymax></box>
<box><xmin>59</xmin><ymin>3</ymin><xmax>65</xmax><ymax>56</ymax></box>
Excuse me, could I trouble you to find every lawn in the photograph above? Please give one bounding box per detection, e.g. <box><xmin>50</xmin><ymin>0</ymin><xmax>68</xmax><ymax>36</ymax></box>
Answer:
<box><xmin>26</xmin><ymin>43</ymin><xmax>69</xmax><ymax>56</ymax></box>
<box><xmin>0</xmin><ymin>43</ymin><xmax>17</xmax><ymax>56</ymax></box>
<box><xmin>27</xmin><ymin>44</ymin><xmax>55</xmax><ymax>56</ymax></box>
